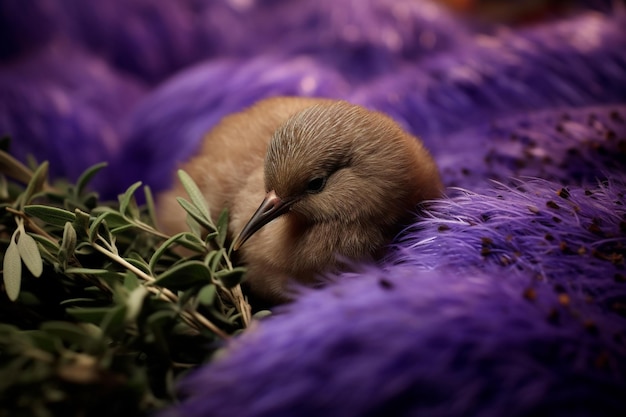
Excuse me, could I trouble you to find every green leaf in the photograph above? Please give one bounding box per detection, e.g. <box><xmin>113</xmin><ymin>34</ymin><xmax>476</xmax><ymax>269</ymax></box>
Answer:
<box><xmin>177</xmin><ymin>197</ymin><xmax>214</xmax><ymax>231</ymax></box>
<box><xmin>40</xmin><ymin>321</ymin><xmax>98</xmax><ymax>351</ymax></box>
<box><xmin>252</xmin><ymin>310</ymin><xmax>272</xmax><ymax>320</ymax></box>
<box><xmin>147</xmin><ymin>310</ymin><xmax>177</xmax><ymax>330</ymax></box>
<box><xmin>118</xmin><ymin>181</ymin><xmax>142</xmax><ymax>216</ymax></box>
<box><xmin>59</xmin><ymin>298</ymin><xmax>99</xmax><ymax>306</ymax></box>
<box><xmin>76</xmin><ymin>162</ymin><xmax>107</xmax><ymax>196</ymax></box>
<box><xmin>152</xmin><ymin>261</ymin><xmax>211</xmax><ymax>290</ymax></box>
<box><xmin>23</xmin><ymin>329</ymin><xmax>60</xmax><ymax>353</ymax></box>
<box><xmin>65</xmin><ymin>267</ymin><xmax>115</xmax><ymax>276</ymax></box>
<box><xmin>30</xmin><ymin>233</ymin><xmax>60</xmax><ymax>253</ymax></box>
<box><xmin>216</xmin><ymin>208</ymin><xmax>229</xmax><ymax>248</ymax></box>
<box><xmin>149</xmin><ymin>233</ymin><xmax>184</xmax><ymax>272</ymax></box>
<box><xmin>73</xmin><ymin>209</ymin><xmax>91</xmax><ymax>237</ymax></box>
<box><xmin>124</xmin><ymin>257</ymin><xmax>151</xmax><ymax>275</ymax></box>
<box><xmin>197</xmin><ymin>284</ymin><xmax>217</xmax><ymax>307</ymax></box>
<box><xmin>100</xmin><ymin>305</ymin><xmax>127</xmax><ymax>336</ymax></box>
<box><xmin>17</xmin><ymin>231</ymin><xmax>43</xmax><ymax>277</ymax></box>
<box><xmin>3</xmin><ymin>235</ymin><xmax>22</xmax><ymax>301</ymax></box>
<box><xmin>186</xmin><ymin>215</ymin><xmax>203</xmax><ymax>238</ymax></box>
<box><xmin>177</xmin><ymin>170</ymin><xmax>211</xmax><ymax>221</ymax></box>
<box><xmin>215</xmin><ymin>267</ymin><xmax>247</xmax><ymax>288</ymax></box>
<box><xmin>0</xmin><ymin>148</ymin><xmax>36</xmax><ymax>189</ymax></box>
<box><xmin>66</xmin><ymin>307</ymin><xmax>114</xmax><ymax>325</ymax></box>
<box><xmin>0</xmin><ymin>174</ymin><xmax>8</xmax><ymax>200</ymax></box>
<box><xmin>125</xmin><ymin>286</ymin><xmax>148</xmax><ymax>323</ymax></box>
<box><xmin>20</xmin><ymin>161</ymin><xmax>48</xmax><ymax>207</ymax></box>
<box><xmin>110</xmin><ymin>224</ymin><xmax>136</xmax><ymax>234</ymax></box>
<box><xmin>208</xmin><ymin>248</ymin><xmax>224</xmax><ymax>273</ymax></box>
<box><xmin>143</xmin><ymin>185</ymin><xmax>158</xmax><ymax>227</ymax></box>
<box><xmin>88</xmin><ymin>211</ymin><xmax>111</xmax><ymax>243</ymax></box>
<box><xmin>60</xmin><ymin>222</ymin><xmax>77</xmax><ymax>261</ymax></box>
<box><xmin>123</xmin><ymin>271</ymin><xmax>140</xmax><ymax>291</ymax></box>
<box><xmin>91</xmin><ymin>206</ymin><xmax>131</xmax><ymax>228</ymax></box>
<box><xmin>24</xmin><ymin>205</ymin><xmax>77</xmax><ymax>227</ymax></box>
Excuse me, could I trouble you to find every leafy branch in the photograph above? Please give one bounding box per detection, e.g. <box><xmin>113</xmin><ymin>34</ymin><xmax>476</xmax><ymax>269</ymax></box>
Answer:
<box><xmin>0</xmin><ymin>147</ymin><xmax>258</xmax><ymax>417</ymax></box>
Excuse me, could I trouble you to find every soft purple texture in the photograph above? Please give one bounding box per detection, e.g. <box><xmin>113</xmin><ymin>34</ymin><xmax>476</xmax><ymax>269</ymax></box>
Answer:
<box><xmin>1</xmin><ymin>1</ymin><xmax>625</xmax><ymax>416</ymax></box>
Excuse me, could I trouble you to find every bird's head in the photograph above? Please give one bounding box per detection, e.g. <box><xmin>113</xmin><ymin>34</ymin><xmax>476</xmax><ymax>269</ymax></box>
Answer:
<box><xmin>233</xmin><ymin>100</ymin><xmax>442</xmax><ymax>251</ymax></box>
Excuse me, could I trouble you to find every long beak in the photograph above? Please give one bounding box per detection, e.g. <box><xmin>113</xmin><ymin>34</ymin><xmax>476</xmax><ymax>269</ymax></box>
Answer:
<box><xmin>232</xmin><ymin>190</ymin><xmax>292</xmax><ymax>251</ymax></box>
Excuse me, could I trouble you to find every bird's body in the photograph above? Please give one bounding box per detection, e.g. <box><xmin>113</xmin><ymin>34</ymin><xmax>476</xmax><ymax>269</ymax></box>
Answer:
<box><xmin>157</xmin><ymin>97</ymin><xmax>442</xmax><ymax>305</ymax></box>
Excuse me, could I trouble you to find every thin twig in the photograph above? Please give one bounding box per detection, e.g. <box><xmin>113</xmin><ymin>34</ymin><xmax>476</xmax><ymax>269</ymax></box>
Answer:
<box><xmin>230</xmin><ymin>285</ymin><xmax>251</xmax><ymax>327</ymax></box>
<box><xmin>93</xmin><ymin>241</ymin><xmax>229</xmax><ymax>339</ymax></box>
<box><xmin>5</xmin><ymin>207</ymin><xmax>56</xmax><ymax>241</ymax></box>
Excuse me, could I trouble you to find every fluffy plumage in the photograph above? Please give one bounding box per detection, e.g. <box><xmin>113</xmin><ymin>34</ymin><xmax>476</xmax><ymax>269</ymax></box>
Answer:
<box><xmin>158</xmin><ymin>97</ymin><xmax>442</xmax><ymax>303</ymax></box>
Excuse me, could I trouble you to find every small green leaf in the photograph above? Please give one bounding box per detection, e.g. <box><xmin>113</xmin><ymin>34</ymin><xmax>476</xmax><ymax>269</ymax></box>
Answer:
<box><xmin>197</xmin><ymin>284</ymin><xmax>217</xmax><ymax>307</ymax></box>
<box><xmin>253</xmin><ymin>310</ymin><xmax>272</xmax><ymax>320</ymax></box>
<box><xmin>73</xmin><ymin>209</ymin><xmax>91</xmax><ymax>237</ymax></box>
<box><xmin>147</xmin><ymin>310</ymin><xmax>177</xmax><ymax>332</ymax></box>
<box><xmin>3</xmin><ymin>235</ymin><xmax>22</xmax><ymax>301</ymax></box>
<box><xmin>178</xmin><ymin>170</ymin><xmax>211</xmax><ymax>220</ymax></box>
<box><xmin>175</xmin><ymin>232</ymin><xmax>207</xmax><ymax>253</ymax></box>
<box><xmin>60</xmin><ymin>222</ymin><xmax>77</xmax><ymax>261</ymax></box>
<box><xmin>124</xmin><ymin>257</ymin><xmax>151</xmax><ymax>275</ymax></box>
<box><xmin>216</xmin><ymin>208</ymin><xmax>229</xmax><ymax>248</ymax></box>
<box><xmin>0</xmin><ymin>148</ymin><xmax>34</xmax><ymax>187</ymax></box>
<box><xmin>215</xmin><ymin>267</ymin><xmax>247</xmax><ymax>288</ymax></box>
<box><xmin>0</xmin><ymin>174</ymin><xmax>8</xmax><ymax>200</ymax></box>
<box><xmin>149</xmin><ymin>233</ymin><xmax>186</xmax><ymax>272</ymax></box>
<box><xmin>110</xmin><ymin>224</ymin><xmax>136</xmax><ymax>234</ymax></box>
<box><xmin>60</xmin><ymin>298</ymin><xmax>99</xmax><ymax>306</ymax></box>
<box><xmin>204</xmin><ymin>231</ymin><xmax>219</xmax><ymax>243</ymax></box>
<box><xmin>100</xmin><ymin>305</ymin><xmax>127</xmax><ymax>336</ymax></box>
<box><xmin>88</xmin><ymin>212</ymin><xmax>112</xmax><ymax>243</ymax></box>
<box><xmin>143</xmin><ymin>185</ymin><xmax>158</xmax><ymax>227</ymax></box>
<box><xmin>177</xmin><ymin>197</ymin><xmax>214</xmax><ymax>231</ymax></box>
<box><xmin>208</xmin><ymin>248</ymin><xmax>224</xmax><ymax>273</ymax></box>
<box><xmin>17</xmin><ymin>231</ymin><xmax>43</xmax><ymax>277</ymax></box>
<box><xmin>123</xmin><ymin>271</ymin><xmax>140</xmax><ymax>291</ymax></box>
<box><xmin>19</xmin><ymin>161</ymin><xmax>48</xmax><ymax>207</ymax></box>
<box><xmin>152</xmin><ymin>261</ymin><xmax>211</xmax><ymax>290</ymax></box>
<box><xmin>91</xmin><ymin>207</ymin><xmax>130</xmax><ymax>228</ymax></box>
<box><xmin>125</xmin><ymin>286</ymin><xmax>148</xmax><ymax>323</ymax></box>
<box><xmin>40</xmin><ymin>321</ymin><xmax>98</xmax><ymax>351</ymax></box>
<box><xmin>65</xmin><ymin>267</ymin><xmax>115</xmax><ymax>276</ymax></box>
<box><xmin>186</xmin><ymin>215</ymin><xmax>203</xmax><ymax>238</ymax></box>
<box><xmin>118</xmin><ymin>181</ymin><xmax>142</xmax><ymax>216</ymax></box>
<box><xmin>76</xmin><ymin>162</ymin><xmax>107</xmax><ymax>196</ymax></box>
<box><xmin>30</xmin><ymin>233</ymin><xmax>60</xmax><ymax>253</ymax></box>
<box><xmin>24</xmin><ymin>205</ymin><xmax>76</xmax><ymax>227</ymax></box>
<box><xmin>66</xmin><ymin>307</ymin><xmax>114</xmax><ymax>325</ymax></box>
<box><xmin>23</xmin><ymin>329</ymin><xmax>60</xmax><ymax>353</ymax></box>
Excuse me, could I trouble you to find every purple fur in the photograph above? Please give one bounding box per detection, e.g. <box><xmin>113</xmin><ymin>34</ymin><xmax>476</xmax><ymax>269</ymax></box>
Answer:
<box><xmin>354</xmin><ymin>10</ymin><xmax>626</xmax><ymax>139</ymax></box>
<box><xmin>163</xmin><ymin>175</ymin><xmax>626</xmax><ymax>417</ymax></box>
<box><xmin>431</xmin><ymin>105</ymin><xmax>626</xmax><ymax>189</ymax></box>
<box><xmin>0</xmin><ymin>44</ymin><xmax>145</xmax><ymax>186</ymax></box>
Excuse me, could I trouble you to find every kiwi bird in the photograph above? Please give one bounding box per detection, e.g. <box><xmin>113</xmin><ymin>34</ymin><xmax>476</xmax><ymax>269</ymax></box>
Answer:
<box><xmin>157</xmin><ymin>97</ymin><xmax>443</xmax><ymax>305</ymax></box>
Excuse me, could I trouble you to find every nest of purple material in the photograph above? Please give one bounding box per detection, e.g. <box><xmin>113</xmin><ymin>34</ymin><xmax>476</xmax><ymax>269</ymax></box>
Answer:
<box><xmin>1</xmin><ymin>0</ymin><xmax>625</xmax><ymax>416</ymax></box>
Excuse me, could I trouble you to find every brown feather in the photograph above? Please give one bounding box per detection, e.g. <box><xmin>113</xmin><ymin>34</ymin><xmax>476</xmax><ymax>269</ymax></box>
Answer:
<box><xmin>157</xmin><ymin>97</ymin><xmax>442</xmax><ymax>305</ymax></box>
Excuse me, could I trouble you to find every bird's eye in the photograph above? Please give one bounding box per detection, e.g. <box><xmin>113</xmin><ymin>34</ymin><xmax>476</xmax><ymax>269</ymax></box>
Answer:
<box><xmin>306</xmin><ymin>177</ymin><xmax>326</xmax><ymax>194</ymax></box>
